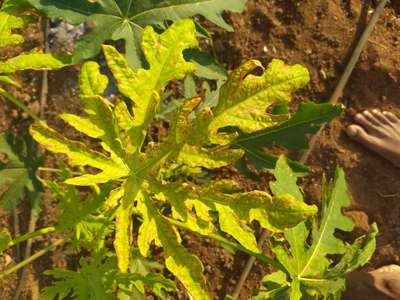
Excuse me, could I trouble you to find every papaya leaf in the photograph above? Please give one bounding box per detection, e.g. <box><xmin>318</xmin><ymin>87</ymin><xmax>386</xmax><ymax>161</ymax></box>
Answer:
<box><xmin>184</xmin><ymin>49</ymin><xmax>228</xmax><ymax>81</ymax></box>
<box><xmin>44</xmin><ymin>167</ymin><xmax>114</xmax><ymax>251</ymax></box>
<box><xmin>27</xmin><ymin>0</ymin><xmax>246</xmax><ymax>68</ymax></box>
<box><xmin>252</xmin><ymin>271</ymin><xmax>290</xmax><ymax>300</ymax></box>
<box><xmin>234</xmin><ymin>102</ymin><xmax>344</xmax><ymax>151</ymax></box>
<box><xmin>0</xmin><ymin>52</ymin><xmax>70</xmax><ymax>74</ymax></box>
<box><xmin>0</xmin><ymin>228</ymin><xmax>12</xmax><ymax>253</ymax></box>
<box><xmin>102</xmin><ymin>19</ymin><xmax>198</xmax><ymax>152</ymax></box>
<box><xmin>209</xmin><ymin>60</ymin><xmax>310</xmax><ymax>145</ymax></box>
<box><xmin>0</xmin><ymin>75</ymin><xmax>20</xmax><ymax>87</ymax></box>
<box><xmin>29</xmin><ymin>123</ymin><xmax>130</xmax><ymax>186</ymax></box>
<box><xmin>137</xmin><ymin>190</ymin><xmax>208</xmax><ymax>300</ymax></box>
<box><xmin>0</xmin><ymin>10</ymin><xmax>24</xmax><ymax>46</ymax></box>
<box><xmin>261</xmin><ymin>156</ymin><xmax>378</xmax><ymax>299</ymax></box>
<box><xmin>41</xmin><ymin>253</ymin><xmax>118</xmax><ymax>300</ymax></box>
<box><xmin>0</xmin><ymin>133</ymin><xmax>42</xmax><ymax>209</ymax></box>
<box><xmin>240</xmin><ymin>149</ymin><xmax>309</xmax><ymax>176</ymax></box>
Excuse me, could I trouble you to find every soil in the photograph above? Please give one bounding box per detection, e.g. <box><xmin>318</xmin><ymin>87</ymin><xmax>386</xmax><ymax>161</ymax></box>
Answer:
<box><xmin>1</xmin><ymin>0</ymin><xmax>400</xmax><ymax>300</ymax></box>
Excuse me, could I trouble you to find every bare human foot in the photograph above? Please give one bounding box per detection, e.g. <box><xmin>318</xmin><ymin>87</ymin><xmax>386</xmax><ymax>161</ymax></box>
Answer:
<box><xmin>346</xmin><ymin>110</ymin><xmax>400</xmax><ymax>299</ymax></box>
<box><xmin>346</xmin><ymin>109</ymin><xmax>400</xmax><ymax>167</ymax></box>
<box><xmin>370</xmin><ymin>265</ymin><xmax>400</xmax><ymax>299</ymax></box>
<box><xmin>345</xmin><ymin>265</ymin><xmax>400</xmax><ymax>300</ymax></box>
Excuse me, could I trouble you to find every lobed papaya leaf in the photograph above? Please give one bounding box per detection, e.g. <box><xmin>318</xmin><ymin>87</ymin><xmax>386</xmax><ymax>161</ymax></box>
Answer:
<box><xmin>137</xmin><ymin>190</ymin><xmax>208</xmax><ymax>300</ymax></box>
<box><xmin>29</xmin><ymin>123</ymin><xmax>129</xmax><ymax>186</ymax></box>
<box><xmin>209</xmin><ymin>59</ymin><xmax>310</xmax><ymax>145</ymax></box>
<box><xmin>103</xmin><ymin>19</ymin><xmax>198</xmax><ymax>153</ymax></box>
<box><xmin>40</xmin><ymin>253</ymin><xmax>118</xmax><ymax>300</ymax></box>
<box><xmin>258</xmin><ymin>156</ymin><xmax>378</xmax><ymax>299</ymax></box>
<box><xmin>0</xmin><ymin>133</ymin><xmax>41</xmax><ymax>209</ymax></box>
<box><xmin>26</xmin><ymin>0</ymin><xmax>246</xmax><ymax>68</ymax></box>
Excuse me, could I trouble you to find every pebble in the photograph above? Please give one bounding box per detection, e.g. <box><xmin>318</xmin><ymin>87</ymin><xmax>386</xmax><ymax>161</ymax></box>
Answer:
<box><xmin>28</xmin><ymin>101</ymin><xmax>40</xmax><ymax>114</ymax></box>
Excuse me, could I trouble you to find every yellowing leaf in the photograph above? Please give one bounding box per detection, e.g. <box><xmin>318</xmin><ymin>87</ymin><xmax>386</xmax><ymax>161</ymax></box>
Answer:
<box><xmin>59</xmin><ymin>114</ymin><xmax>104</xmax><ymax>138</ymax></box>
<box><xmin>0</xmin><ymin>52</ymin><xmax>70</xmax><ymax>74</ymax></box>
<box><xmin>29</xmin><ymin>124</ymin><xmax>129</xmax><ymax>185</ymax></box>
<box><xmin>0</xmin><ymin>11</ymin><xmax>24</xmax><ymax>47</ymax></box>
<box><xmin>103</xmin><ymin>19</ymin><xmax>198</xmax><ymax>152</ymax></box>
<box><xmin>209</xmin><ymin>59</ymin><xmax>309</xmax><ymax>144</ymax></box>
<box><xmin>114</xmin><ymin>205</ymin><xmax>132</xmax><ymax>273</ymax></box>
<box><xmin>251</xmin><ymin>194</ymin><xmax>317</xmax><ymax>232</ymax></box>
<box><xmin>137</xmin><ymin>191</ymin><xmax>208</xmax><ymax>300</ymax></box>
<box><xmin>79</xmin><ymin>61</ymin><xmax>108</xmax><ymax>97</ymax></box>
<box><xmin>177</xmin><ymin>145</ymin><xmax>244</xmax><ymax>169</ymax></box>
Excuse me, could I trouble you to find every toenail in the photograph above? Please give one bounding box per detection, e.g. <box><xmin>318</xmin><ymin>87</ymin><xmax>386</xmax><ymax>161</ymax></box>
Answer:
<box><xmin>363</xmin><ymin>110</ymin><xmax>371</xmax><ymax>116</ymax></box>
<box><xmin>373</xmin><ymin>109</ymin><xmax>379</xmax><ymax>114</ymax></box>
<box><xmin>355</xmin><ymin>113</ymin><xmax>363</xmax><ymax>119</ymax></box>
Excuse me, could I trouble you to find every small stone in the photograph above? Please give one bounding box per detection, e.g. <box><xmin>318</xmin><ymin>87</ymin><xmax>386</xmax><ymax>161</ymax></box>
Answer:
<box><xmin>28</xmin><ymin>101</ymin><xmax>41</xmax><ymax>114</ymax></box>
<box><xmin>320</xmin><ymin>69</ymin><xmax>327</xmax><ymax>79</ymax></box>
<box><xmin>3</xmin><ymin>254</ymin><xmax>13</xmax><ymax>266</ymax></box>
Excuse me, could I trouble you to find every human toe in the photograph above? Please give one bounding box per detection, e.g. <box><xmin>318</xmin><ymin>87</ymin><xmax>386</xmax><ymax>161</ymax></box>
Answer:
<box><xmin>362</xmin><ymin>110</ymin><xmax>381</xmax><ymax>125</ymax></box>
<box><xmin>383</xmin><ymin>111</ymin><xmax>400</xmax><ymax>123</ymax></box>
<box><xmin>347</xmin><ymin>124</ymin><xmax>376</xmax><ymax>146</ymax></box>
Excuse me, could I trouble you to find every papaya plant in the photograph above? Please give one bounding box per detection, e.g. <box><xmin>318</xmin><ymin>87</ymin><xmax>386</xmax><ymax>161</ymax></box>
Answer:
<box><xmin>26</xmin><ymin>19</ymin><xmax>322</xmax><ymax>299</ymax></box>
<box><xmin>253</xmin><ymin>156</ymin><xmax>378</xmax><ymax>300</ymax></box>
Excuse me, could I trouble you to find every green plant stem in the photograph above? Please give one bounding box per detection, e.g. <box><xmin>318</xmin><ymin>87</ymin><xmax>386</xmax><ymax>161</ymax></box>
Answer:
<box><xmin>0</xmin><ymin>239</ymin><xmax>63</xmax><ymax>279</ymax></box>
<box><xmin>7</xmin><ymin>226</ymin><xmax>56</xmax><ymax>250</ymax></box>
<box><xmin>0</xmin><ymin>89</ymin><xmax>41</xmax><ymax>122</ymax></box>
<box><xmin>164</xmin><ymin>217</ymin><xmax>285</xmax><ymax>271</ymax></box>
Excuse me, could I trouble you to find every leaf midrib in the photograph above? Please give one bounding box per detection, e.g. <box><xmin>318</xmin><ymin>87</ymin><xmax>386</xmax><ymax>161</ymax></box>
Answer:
<box><xmin>298</xmin><ymin>187</ymin><xmax>338</xmax><ymax>276</ymax></box>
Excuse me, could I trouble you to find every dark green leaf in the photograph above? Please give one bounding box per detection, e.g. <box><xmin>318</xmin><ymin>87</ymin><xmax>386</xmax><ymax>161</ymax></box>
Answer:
<box><xmin>245</xmin><ymin>149</ymin><xmax>309</xmax><ymax>175</ymax></box>
<box><xmin>27</xmin><ymin>0</ymin><xmax>247</xmax><ymax>67</ymax></box>
<box><xmin>184</xmin><ymin>49</ymin><xmax>228</xmax><ymax>80</ymax></box>
<box><xmin>0</xmin><ymin>133</ymin><xmax>41</xmax><ymax>209</ymax></box>
<box><xmin>235</xmin><ymin>102</ymin><xmax>344</xmax><ymax>151</ymax></box>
